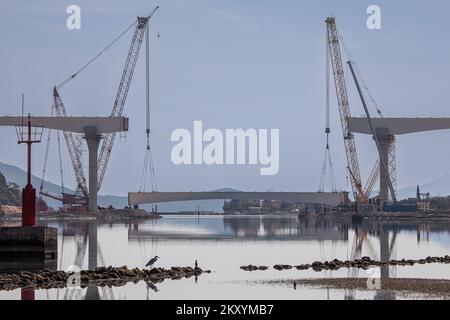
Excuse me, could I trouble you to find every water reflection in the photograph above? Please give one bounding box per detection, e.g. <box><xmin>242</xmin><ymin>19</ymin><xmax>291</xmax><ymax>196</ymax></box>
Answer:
<box><xmin>1</xmin><ymin>214</ymin><xmax>450</xmax><ymax>300</ymax></box>
<box><xmin>128</xmin><ymin>215</ymin><xmax>350</xmax><ymax>241</ymax></box>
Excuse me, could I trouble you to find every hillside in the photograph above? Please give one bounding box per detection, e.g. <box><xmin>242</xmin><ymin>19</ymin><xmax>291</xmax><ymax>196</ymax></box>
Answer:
<box><xmin>0</xmin><ymin>171</ymin><xmax>21</xmax><ymax>206</ymax></box>
<box><xmin>0</xmin><ymin>161</ymin><xmax>128</xmax><ymax>209</ymax></box>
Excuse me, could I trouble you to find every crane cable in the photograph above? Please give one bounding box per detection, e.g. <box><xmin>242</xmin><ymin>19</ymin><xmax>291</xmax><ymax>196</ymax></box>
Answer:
<box><xmin>39</xmin><ymin>103</ymin><xmax>54</xmax><ymax>199</ymax></box>
<box><xmin>53</xmin><ymin>8</ymin><xmax>161</xmax><ymax>193</ymax></box>
<box><xmin>57</xmin><ymin>7</ymin><xmax>160</xmax><ymax>90</ymax></box>
<box><xmin>56</xmin><ymin>124</ymin><xmax>65</xmax><ymax>196</ymax></box>
<box><xmin>40</xmin><ymin>102</ymin><xmax>66</xmax><ymax>200</ymax></box>
<box><xmin>139</xmin><ymin>22</ymin><xmax>158</xmax><ymax>192</ymax></box>
<box><xmin>337</xmin><ymin>29</ymin><xmax>385</xmax><ymax>118</ymax></box>
<box><xmin>320</xmin><ymin>28</ymin><xmax>337</xmax><ymax>193</ymax></box>
<box><xmin>56</xmin><ymin>20</ymin><xmax>138</xmax><ymax>89</ymax></box>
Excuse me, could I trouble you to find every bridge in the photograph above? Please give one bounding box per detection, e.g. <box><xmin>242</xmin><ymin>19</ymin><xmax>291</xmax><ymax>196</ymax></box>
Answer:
<box><xmin>0</xmin><ymin>115</ymin><xmax>129</xmax><ymax>212</ymax></box>
<box><xmin>128</xmin><ymin>191</ymin><xmax>348</xmax><ymax>207</ymax></box>
<box><xmin>349</xmin><ymin>117</ymin><xmax>450</xmax><ymax>202</ymax></box>
<box><xmin>349</xmin><ymin>117</ymin><xmax>450</xmax><ymax>135</ymax></box>
<box><xmin>0</xmin><ymin>116</ymin><xmax>128</xmax><ymax>134</ymax></box>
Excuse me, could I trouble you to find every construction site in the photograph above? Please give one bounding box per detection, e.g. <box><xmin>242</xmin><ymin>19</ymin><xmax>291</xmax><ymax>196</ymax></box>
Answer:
<box><xmin>1</xmin><ymin>11</ymin><xmax>450</xmax><ymax>219</ymax></box>
<box><xmin>1</xmin><ymin>2</ymin><xmax>450</xmax><ymax>303</ymax></box>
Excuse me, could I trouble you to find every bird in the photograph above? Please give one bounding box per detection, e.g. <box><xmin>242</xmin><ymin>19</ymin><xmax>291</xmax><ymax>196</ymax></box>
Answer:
<box><xmin>146</xmin><ymin>281</ymin><xmax>159</xmax><ymax>292</ymax></box>
<box><xmin>145</xmin><ymin>255</ymin><xmax>160</xmax><ymax>268</ymax></box>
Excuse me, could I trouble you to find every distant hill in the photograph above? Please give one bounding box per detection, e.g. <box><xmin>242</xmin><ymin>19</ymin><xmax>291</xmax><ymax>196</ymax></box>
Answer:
<box><xmin>211</xmin><ymin>188</ymin><xmax>242</xmax><ymax>192</ymax></box>
<box><xmin>396</xmin><ymin>174</ymin><xmax>450</xmax><ymax>199</ymax></box>
<box><xmin>0</xmin><ymin>161</ymin><xmax>128</xmax><ymax>209</ymax></box>
<box><xmin>0</xmin><ymin>171</ymin><xmax>21</xmax><ymax>206</ymax></box>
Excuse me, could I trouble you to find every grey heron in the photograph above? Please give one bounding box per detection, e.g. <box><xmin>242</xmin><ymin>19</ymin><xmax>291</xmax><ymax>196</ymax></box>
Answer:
<box><xmin>146</xmin><ymin>281</ymin><xmax>159</xmax><ymax>292</ymax></box>
<box><xmin>145</xmin><ymin>255</ymin><xmax>160</xmax><ymax>268</ymax></box>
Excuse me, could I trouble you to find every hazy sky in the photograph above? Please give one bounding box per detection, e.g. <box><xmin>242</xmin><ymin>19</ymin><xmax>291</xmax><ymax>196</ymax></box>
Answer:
<box><xmin>1</xmin><ymin>0</ymin><xmax>450</xmax><ymax>198</ymax></box>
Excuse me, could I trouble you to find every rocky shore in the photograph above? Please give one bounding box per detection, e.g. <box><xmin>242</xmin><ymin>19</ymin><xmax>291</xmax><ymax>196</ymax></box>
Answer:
<box><xmin>0</xmin><ymin>265</ymin><xmax>210</xmax><ymax>291</ymax></box>
<box><xmin>240</xmin><ymin>255</ymin><xmax>450</xmax><ymax>272</ymax></box>
<box><xmin>1</xmin><ymin>209</ymin><xmax>161</xmax><ymax>223</ymax></box>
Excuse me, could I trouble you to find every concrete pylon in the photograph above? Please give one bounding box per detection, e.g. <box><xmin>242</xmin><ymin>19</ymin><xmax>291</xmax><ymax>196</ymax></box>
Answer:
<box><xmin>379</xmin><ymin>228</ymin><xmax>390</xmax><ymax>279</ymax></box>
<box><xmin>88</xmin><ymin>220</ymin><xmax>97</xmax><ymax>270</ymax></box>
<box><xmin>84</xmin><ymin>127</ymin><xmax>102</xmax><ymax>213</ymax></box>
<box><xmin>376</xmin><ymin>128</ymin><xmax>390</xmax><ymax>204</ymax></box>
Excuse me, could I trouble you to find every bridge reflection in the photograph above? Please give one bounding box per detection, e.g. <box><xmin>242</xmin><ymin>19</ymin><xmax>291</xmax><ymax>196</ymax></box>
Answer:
<box><xmin>127</xmin><ymin>215</ymin><xmax>350</xmax><ymax>242</ymax></box>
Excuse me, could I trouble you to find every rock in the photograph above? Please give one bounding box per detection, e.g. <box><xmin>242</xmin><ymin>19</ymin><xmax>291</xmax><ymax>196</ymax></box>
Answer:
<box><xmin>149</xmin><ymin>268</ymin><xmax>162</xmax><ymax>275</ymax></box>
<box><xmin>295</xmin><ymin>264</ymin><xmax>310</xmax><ymax>270</ymax></box>
<box><xmin>258</xmin><ymin>266</ymin><xmax>268</xmax><ymax>270</ymax></box>
<box><xmin>240</xmin><ymin>265</ymin><xmax>260</xmax><ymax>271</ymax></box>
<box><xmin>273</xmin><ymin>265</ymin><xmax>283</xmax><ymax>271</ymax></box>
<box><xmin>312</xmin><ymin>266</ymin><xmax>323</xmax><ymax>272</ymax></box>
<box><xmin>273</xmin><ymin>264</ymin><xmax>292</xmax><ymax>271</ymax></box>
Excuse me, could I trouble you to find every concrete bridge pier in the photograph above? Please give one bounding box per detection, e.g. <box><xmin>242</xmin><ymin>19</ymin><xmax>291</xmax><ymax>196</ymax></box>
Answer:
<box><xmin>88</xmin><ymin>220</ymin><xmax>97</xmax><ymax>270</ymax></box>
<box><xmin>376</xmin><ymin>129</ymin><xmax>391</xmax><ymax>204</ymax></box>
<box><xmin>379</xmin><ymin>227</ymin><xmax>390</xmax><ymax>279</ymax></box>
<box><xmin>84</xmin><ymin>127</ymin><xmax>102</xmax><ymax>213</ymax></box>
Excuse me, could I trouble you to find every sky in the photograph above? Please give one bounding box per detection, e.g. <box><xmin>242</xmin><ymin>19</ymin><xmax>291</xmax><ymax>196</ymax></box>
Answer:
<box><xmin>1</xmin><ymin>0</ymin><xmax>450</xmax><ymax>198</ymax></box>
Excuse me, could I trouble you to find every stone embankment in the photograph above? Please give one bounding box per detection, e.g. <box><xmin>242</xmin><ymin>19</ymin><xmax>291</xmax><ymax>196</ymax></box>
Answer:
<box><xmin>241</xmin><ymin>255</ymin><xmax>450</xmax><ymax>272</ymax></box>
<box><xmin>0</xmin><ymin>265</ymin><xmax>210</xmax><ymax>291</ymax></box>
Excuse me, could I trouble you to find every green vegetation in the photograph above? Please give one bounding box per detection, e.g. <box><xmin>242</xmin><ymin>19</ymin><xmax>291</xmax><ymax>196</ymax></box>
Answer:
<box><xmin>0</xmin><ymin>171</ymin><xmax>21</xmax><ymax>205</ymax></box>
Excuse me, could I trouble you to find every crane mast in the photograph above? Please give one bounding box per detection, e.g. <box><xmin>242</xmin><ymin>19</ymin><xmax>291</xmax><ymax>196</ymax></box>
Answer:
<box><xmin>347</xmin><ymin>61</ymin><xmax>397</xmax><ymax>202</ymax></box>
<box><xmin>325</xmin><ymin>17</ymin><xmax>366</xmax><ymax>202</ymax></box>
<box><xmin>53</xmin><ymin>87</ymin><xmax>88</xmax><ymax>198</ymax></box>
<box><xmin>97</xmin><ymin>10</ymin><xmax>157</xmax><ymax>191</ymax></box>
<box><xmin>363</xmin><ymin>158</ymin><xmax>379</xmax><ymax>198</ymax></box>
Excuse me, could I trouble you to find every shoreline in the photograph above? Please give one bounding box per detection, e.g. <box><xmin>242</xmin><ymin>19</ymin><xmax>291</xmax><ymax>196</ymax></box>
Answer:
<box><xmin>263</xmin><ymin>278</ymin><xmax>450</xmax><ymax>298</ymax></box>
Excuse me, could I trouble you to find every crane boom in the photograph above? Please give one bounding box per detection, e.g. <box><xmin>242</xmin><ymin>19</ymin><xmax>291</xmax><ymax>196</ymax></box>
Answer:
<box><xmin>363</xmin><ymin>159</ymin><xmax>379</xmax><ymax>198</ymax></box>
<box><xmin>347</xmin><ymin>60</ymin><xmax>397</xmax><ymax>202</ymax></box>
<box><xmin>97</xmin><ymin>9</ymin><xmax>158</xmax><ymax>191</ymax></box>
<box><xmin>53</xmin><ymin>87</ymin><xmax>88</xmax><ymax>198</ymax></box>
<box><xmin>325</xmin><ymin>17</ymin><xmax>366</xmax><ymax>202</ymax></box>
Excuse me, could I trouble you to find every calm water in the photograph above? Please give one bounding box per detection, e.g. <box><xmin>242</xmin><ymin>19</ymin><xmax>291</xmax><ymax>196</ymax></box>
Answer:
<box><xmin>1</xmin><ymin>214</ymin><xmax>450</xmax><ymax>300</ymax></box>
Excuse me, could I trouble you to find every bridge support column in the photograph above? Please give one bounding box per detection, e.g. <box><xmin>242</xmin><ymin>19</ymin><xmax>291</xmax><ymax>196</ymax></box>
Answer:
<box><xmin>88</xmin><ymin>220</ymin><xmax>97</xmax><ymax>270</ymax></box>
<box><xmin>379</xmin><ymin>228</ymin><xmax>390</xmax><ymax>279</ymax></box>
<box><xmin>85</xmin><ymin>127</ymin><xmax>102</xmax><ymax>213</ymax></box>
<box><xmin>376</xmin><ymin>129</ymin><xmax>390</xmax><ymax>204</ymax></box>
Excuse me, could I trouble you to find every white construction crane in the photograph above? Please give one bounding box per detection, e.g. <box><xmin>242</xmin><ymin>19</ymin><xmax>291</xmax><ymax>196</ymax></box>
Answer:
<box><xmin>325</xmin><ymin>16</ymin><xmax>396</xmax><ymax>204</ymax></box>
<box><xmin>41</xmin><ymin>7</ymin><xmax>160</xmax><ymax>211</ymax></box>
